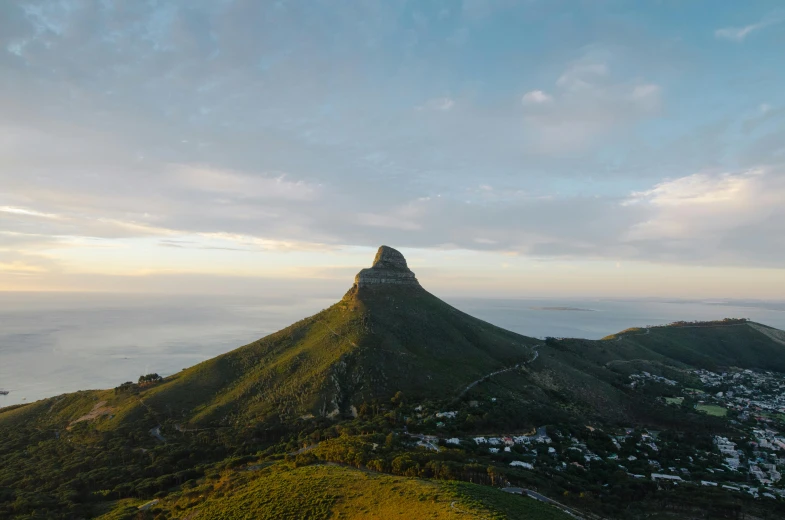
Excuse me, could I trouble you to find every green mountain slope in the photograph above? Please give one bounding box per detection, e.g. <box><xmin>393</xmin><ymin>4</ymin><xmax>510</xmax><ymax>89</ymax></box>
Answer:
<box><xmin>1</xmin><ymin>246</ymin><xmax>535</xmax><ymax>432</ymax></box>
<box><xmin>2</xmin><ymin>246</ymin><xmax>785</xmax><ymax>520</ymax></box>
<box><xmin>607</xmin><ymin>320</ymin><xmax>785</xmax><ymax>372</ymax></box>
<box><xmin>2</xmin><ymin>249</ymin><xmax>784</xmax><ymax>434</ymax></box>
<box><xmin>95</xmin><ymin>462</ymin><xmax>570</xmax><ymax>520</ymax></box>
<box><xmin>137</xmin><ymin>253</ymin><xmax>536</xmax><ymax>427</ymax></box>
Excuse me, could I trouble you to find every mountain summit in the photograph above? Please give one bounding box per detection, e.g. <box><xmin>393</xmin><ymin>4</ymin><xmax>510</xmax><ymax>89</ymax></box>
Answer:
<box><xmin>355</xmin><ymin>245</ymin><xmax>419</xmax><ymax>287</ymax></box>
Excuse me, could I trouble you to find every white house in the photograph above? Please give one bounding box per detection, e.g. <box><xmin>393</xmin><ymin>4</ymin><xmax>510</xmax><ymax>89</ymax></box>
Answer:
<box><xmin>436</xmin><ymin>411</ymin><xmax>458</xmax><ymax>419</ymax></box>
<box><xmin>651</xmin><ymin>473</ymin><xmax>683</xmax><ymax>482</ymax></box>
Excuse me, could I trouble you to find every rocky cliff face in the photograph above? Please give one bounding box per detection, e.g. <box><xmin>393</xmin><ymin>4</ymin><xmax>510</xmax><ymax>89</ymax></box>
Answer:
<box><xmin>354</xmin><ymin>246</ymin><xmax>420</xmax><ymax>287</ymax></box>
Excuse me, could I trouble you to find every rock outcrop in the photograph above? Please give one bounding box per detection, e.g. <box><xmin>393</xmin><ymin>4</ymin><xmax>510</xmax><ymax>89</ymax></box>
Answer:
<box><xmin>354</xmin><ymin>246</ymin><xmax>419</xmax><ymax>287</ymax></box>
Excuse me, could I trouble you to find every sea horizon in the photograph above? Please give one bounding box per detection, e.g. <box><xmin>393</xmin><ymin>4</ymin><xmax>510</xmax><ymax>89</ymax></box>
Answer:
<box><xmin>2</xmin><ymin>291</ymin><xmax>784</xmax><ymax>407</ymax></box>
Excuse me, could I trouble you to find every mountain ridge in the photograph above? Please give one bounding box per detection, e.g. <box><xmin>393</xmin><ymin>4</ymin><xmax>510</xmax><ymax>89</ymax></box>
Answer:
<box><xmin>3</xmin><ymin>247</ymin><xmax>783</xmax><ymax>433</ymax></box>
<box><xmin>3</xmin><ymin>247</ymin><xmax>785</xmax><ymax>519</ymax></box>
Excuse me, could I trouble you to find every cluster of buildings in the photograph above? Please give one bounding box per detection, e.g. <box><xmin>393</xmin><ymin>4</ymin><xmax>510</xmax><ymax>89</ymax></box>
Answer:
<box><xmin>629</xmin><ymin>371</ymin><xmax>677</xmax><ymax>387</ymax></box>
<box><xmin>415</xmin><ymin>421</ymin><xmax>785</xmax><ymax>500</ymax></box>
<box><xmin>692</xmin><ymin>368</ymin><xmax>785</xmax><ymax>421</ymax></box>
<box><xmin>406</xmin><ymin>367</ymin><xmax>785</xmax><ymax>501</ymax></box>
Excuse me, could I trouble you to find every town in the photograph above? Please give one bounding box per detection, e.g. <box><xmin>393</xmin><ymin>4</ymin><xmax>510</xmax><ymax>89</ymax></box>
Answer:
<box><xmin>403</xmin><ymin>367</ymin><xmax>785</xmax><ymax>502</ymax></box>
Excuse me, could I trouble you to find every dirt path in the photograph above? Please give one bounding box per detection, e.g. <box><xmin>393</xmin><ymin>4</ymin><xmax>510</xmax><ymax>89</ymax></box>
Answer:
<box><xmin>68</xmin><ymin>401</ymin><xmax>114</xmax><ymax>429</ymax></box>
<box><xmin>455</xmin><ymin>346</ymin><xmax>539</xmax><ymax>399</ymax></box>
<box><xmin>749</xmin><ymin>323</ymin><xmax>785</xmax><ymax>347</ymax></box>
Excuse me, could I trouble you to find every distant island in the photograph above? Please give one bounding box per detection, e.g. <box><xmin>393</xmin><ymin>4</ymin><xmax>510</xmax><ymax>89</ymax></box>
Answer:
<box><xmin>528</xmin><ymin>306</ymin><xmax>596</xmax><ymax>312</ymax></box>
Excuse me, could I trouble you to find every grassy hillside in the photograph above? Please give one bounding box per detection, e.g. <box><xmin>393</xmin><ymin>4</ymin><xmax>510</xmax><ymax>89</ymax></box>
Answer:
<box><xmin>95</xmin><ymin>462</ymin><xmax>569</xmax><ymax>520</ymax></box>
<box><xmin>462</xmin><ymin>319</ymin><xmax>785</xmax><ymax>428</ymax></box>
<box><xmin>0</xmin><ymin>285</ymin><xmax>537</xmax><ymax>433</ymax></box>
<box><xmin>602</xmin><ymin>320</ymin><xmax>785</xmax><ymax>372</ymax></box>
<box><xmin>4</xmin><ymin>314</ymin><xmax>782</xmax><ymax>436</ymax></box>
<box><xmin>114</xmin><ymin>284</ymin><xmax>536</xmax><ymax>428</ymax></box>
<box><xmin>3</xmin><ymin>247</ymin><xmax>785</xmax><ymax>519</ymax></box>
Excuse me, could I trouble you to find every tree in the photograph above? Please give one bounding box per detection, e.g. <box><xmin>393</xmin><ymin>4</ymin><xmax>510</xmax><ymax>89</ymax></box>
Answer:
<box><xmin>138</xmin><ymin>373</ymin><xmax>163</xmax><ymax>386</ymax></box>
<box><xmin>391</xmin><ymin>391</ymin><xmax>405</xmax><ymax>407</ymax></box>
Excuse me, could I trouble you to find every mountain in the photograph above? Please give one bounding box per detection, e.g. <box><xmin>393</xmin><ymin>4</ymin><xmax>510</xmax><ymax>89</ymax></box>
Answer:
<box><xmin>3</xmin><ymin>247</ymin><xmax>783</xmax><ymax>433</ymax></box>
<box><xmin>30</xmin><ymin>246</ymin><xmax>534</xmax><ymax>430</ymax></box>
<box><xmin>3</xmin><ymin>246</ymin><xmax>785</xmax><ymax>520</ymax></box>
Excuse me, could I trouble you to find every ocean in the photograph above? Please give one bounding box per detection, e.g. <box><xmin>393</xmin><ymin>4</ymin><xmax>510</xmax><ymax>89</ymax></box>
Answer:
<box><xmin>1</xmin><ymin>292</ymin><xmax>784</xmax><ymax>407</ymax></box>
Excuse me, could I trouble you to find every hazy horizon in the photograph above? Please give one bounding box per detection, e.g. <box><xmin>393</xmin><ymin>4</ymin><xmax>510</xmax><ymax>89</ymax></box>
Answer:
<box><xmin>2</xmin><ymin>291</ymin><xmax>784</xmax><ymax>406</ymax></box>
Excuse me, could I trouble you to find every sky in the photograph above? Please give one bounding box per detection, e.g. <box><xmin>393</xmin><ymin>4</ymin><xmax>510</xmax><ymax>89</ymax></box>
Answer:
<box><xmin>1</xmin><ymin>0</ymin><xmax>784</xmax><ymax>299</ymax></box>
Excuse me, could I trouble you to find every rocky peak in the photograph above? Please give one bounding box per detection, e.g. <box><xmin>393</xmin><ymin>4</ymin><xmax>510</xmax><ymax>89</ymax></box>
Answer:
<box><xmin>371</xmin><ymin>245</ymin><xmax>410</xmax><ymax>270</ymax></box>
<box><xmin>355</xmin><ymin>246</ymin><xmax>419</xmax><ymax>287</ymax></box>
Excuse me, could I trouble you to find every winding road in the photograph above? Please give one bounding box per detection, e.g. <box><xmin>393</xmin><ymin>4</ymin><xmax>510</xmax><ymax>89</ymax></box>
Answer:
<box><xmin>456</xmin><ymin>345</ymin><xmax>540</xmax><ymax>399</ymax></box>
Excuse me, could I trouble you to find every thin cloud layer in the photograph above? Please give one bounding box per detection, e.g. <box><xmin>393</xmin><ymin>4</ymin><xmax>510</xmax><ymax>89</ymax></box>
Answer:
<box><xmin>715</xmin><ymin>11</ymin><xmax>784</xmax><ymax>42</ymax></box>
<box><xmin>1</xmin><ymin>0</ymin><xmax>784</xmax><ymax>294</ymax></box>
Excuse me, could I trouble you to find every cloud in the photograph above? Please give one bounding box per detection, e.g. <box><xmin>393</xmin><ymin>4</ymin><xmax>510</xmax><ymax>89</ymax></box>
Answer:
<box><xmin>715</xmin><ymin>12</ymin><xmax>784</xmax><ymax>42</ymax></box>
<box><xmin>520</xmin><ymin>52</ymin><xmax>661</xmax><ymax>153</ymax></box>
<box><xmin>521</xmin><ymin>90</ymin><xmax>552</xmax><ymax>105</ymax></box>
<box><xmin>621</xmin><ymin>167</ymin><xmax>785</xmax><ymax>264</ymax></box>
<box><xmin>171</xmin><ymin>165</ymin><xmax>320</xmax><ymax>201</ymax></box>
<box><xmin>0</xmin><ymin>0</ymin><xmax>782</xmax><ymax>290</ymax></box>
<box><xmin>0</xmin><ymin>206</ymin><xmax>61</xmax><ymax>219</ymax></box>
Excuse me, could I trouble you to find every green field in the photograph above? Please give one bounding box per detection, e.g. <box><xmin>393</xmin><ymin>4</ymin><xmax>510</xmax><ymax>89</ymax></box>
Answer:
<box><xmin>665</xmin><ymin>397</ymin><xmax>684</xmax><ymax>405</ymax></box>
<box><xmin>695</xmin><ymin>404</ymin><xmax>727</xmax><ymax>417</ymax></box>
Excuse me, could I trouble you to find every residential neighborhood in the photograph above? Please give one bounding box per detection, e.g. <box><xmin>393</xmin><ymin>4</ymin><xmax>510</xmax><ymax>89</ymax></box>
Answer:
<box><xmin>401</xmin><ymin>367</ymin><xmax>785</xmax><ymax>503</ymax></box>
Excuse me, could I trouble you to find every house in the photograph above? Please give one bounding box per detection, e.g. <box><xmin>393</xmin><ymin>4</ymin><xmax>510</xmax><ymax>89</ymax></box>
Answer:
<box><xmin>510</xmin><ymin>461</ymin><xmax>534</xmax><ymax>469</ymax></box>
<box><xmin>489</xmin><ymin>447</ymin><xmax>499</xmax><ymax>454</ymax></box>
<box><xmin>446</xmin><ymin>438</ymin><xmax>460</xmax><ymax>445</ymax></box>
<box><xmin>504</xmin><ymin>447</ymin><xmax>511</xmax><ymax>452</ymax></box>
<box><xmin>435</xmin><ymin>411</ymin><xmax>458</xmax><ymax>419</ymax></box>
<box><xmin>488</xmin><ymin>438</ymin><xmax>501</xmax><ymax>446</ymax></box>
<box><xmin>502</xmin><ymin>437</ymin><xmax>514</xmax><ymax>446</ymax></box>
<box><xmin>651</xmin><ymin>473</ymin><xmax>683</xmax><ymax>482</ymax></box>
<box><xmin>474</xmin><ymin>437</ymin><xmax>487</xmax><ymax>445</ymax></box>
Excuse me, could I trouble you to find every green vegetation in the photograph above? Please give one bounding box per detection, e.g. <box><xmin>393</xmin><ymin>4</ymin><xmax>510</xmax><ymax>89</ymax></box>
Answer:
<box><xmin>448</xmin><ymin>482</ymin><xmax>570</xmax><ymax>520</ymax></box>
<box><xmin>603</xmin><ymin>319</ymin><xmax>785</xmax><ymax>372</ymax></box>
<box><xmin>2</xmin><ymin>268</ymin><xmax>785</xmax><ymax>519</ymax></box>
<box><xmin>107</xmin><ymin>284</ymin><xmax>538</xmax><ymax>429</ymax></box>
<box><xmin>94</xmin><ymin>463</ymin><xmax>570</xmax><ymax>520</ymax></box>
<box><xmin>695</xmin><ymin>404</ymin><xmax>727</xmax><ymax>417</ymax></box>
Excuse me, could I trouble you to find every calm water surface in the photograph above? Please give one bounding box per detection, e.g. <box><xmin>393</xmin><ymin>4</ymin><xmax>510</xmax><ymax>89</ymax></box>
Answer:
<box><xmin>1</xmin><ymin>292</ymin><xmax>784</xmax><ymax>406</ymax></box>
